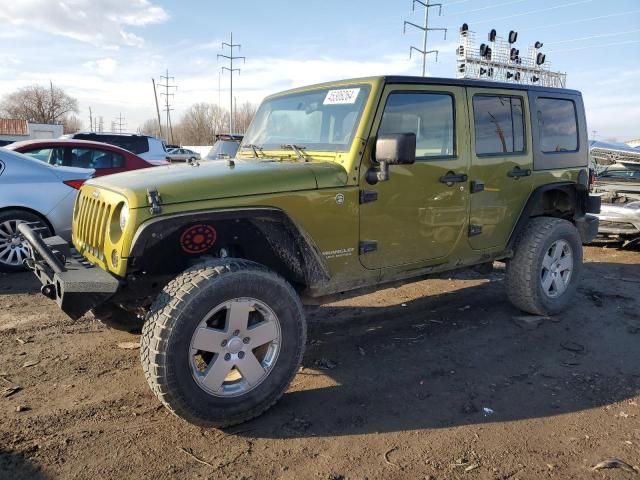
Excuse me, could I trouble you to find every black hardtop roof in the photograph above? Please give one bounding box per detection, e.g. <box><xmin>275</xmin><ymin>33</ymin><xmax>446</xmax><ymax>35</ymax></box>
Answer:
<box><xmin>382</xmin><ymin>76</ymin><xmax>580</xmax><ymax>96</ymax></box>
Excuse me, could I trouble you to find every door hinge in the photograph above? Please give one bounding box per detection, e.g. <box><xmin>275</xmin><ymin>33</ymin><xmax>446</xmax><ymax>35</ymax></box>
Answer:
<box><xmin>469</xmin><ymin>224</ymin><xmax>483</xmax><ymax>236</ymax></box>
<box><xmin>359</xmin><ymin>240</ymin><xmax>378</xmax><ymax>254</ymax></box>
<box><xmin>359</xmin><ymin>190</ymin><xmax>378</xmax><ymax>204</ymax></box>
<box><xmin>470</xmin><ymin>180</ymin><xmax>485</xmax><ymax>194</ymax></box>
<box><xmin>147</xmin><ymin>188</ymin><xmax>162</xmax><ymax>214</ymax></box>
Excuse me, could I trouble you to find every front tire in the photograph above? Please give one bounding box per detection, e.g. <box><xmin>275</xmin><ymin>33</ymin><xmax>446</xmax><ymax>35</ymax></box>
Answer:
<box><xmin>506</xmin><ymin>217</ymin><xmax>582</xmax><ymax>316</ymax></box>
<box><xmin>140</xmin><ymin>259</ymin><xmax>306</xmax><ymax>427</ymax></box>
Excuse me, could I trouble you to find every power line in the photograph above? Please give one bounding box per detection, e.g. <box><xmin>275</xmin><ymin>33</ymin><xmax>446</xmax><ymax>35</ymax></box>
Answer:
<box><xmin>520</xmin><ymin>9</ymin><xmax>640</xmax><ymax>32</ymax></box>
<box><xmin>465</xmin><ymin>0</ymin><xmax>594</xmax><ymax>26</ymax></box>
<box><xmin>546</xmin><ymin>39</ymin><xmax>640</xmax><ymax>54</ymax></box>
<box><xmin>545</xmin><ymin>29</ymin><xmax>640</xmax><ymax>45</ymax></box>
<box><xmin>218</xmin><ymin>32</ymin><xmax>245</xmax><ymax>134</ymax></box>
<box><xmin>158</xmin><ymin>69</ymin><xmax>177</xmax><ymax>144</ymax></box>
<box><xmin>446</xmin><ymin>0</ymin><xmax>527</xmax><ymax>17</ymax></box>
<box><xmin>404</xmin><ymin>0</ymin><xmax>448</xmax><ymax>76</ymax></box>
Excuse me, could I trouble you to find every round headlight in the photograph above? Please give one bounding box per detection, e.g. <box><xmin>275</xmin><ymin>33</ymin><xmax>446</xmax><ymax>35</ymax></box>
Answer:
<box><xmin>119</xmin><ymin>204</ymin><xmax>129</xmax><ymax>230</ymax></box>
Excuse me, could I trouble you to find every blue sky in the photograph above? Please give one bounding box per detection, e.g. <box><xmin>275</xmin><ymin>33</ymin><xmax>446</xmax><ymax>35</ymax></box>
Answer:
<box><xmin>0</xmin><ymin>0</ymin><xmax>638</xmax><ymax>140</ymax></box>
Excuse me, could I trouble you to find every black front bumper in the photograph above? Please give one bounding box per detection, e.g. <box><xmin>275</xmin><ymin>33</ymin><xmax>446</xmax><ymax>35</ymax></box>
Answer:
<box><xmin>18</xmin><ymin>224</ymin><xmax>120</xmax><ymax>320</ymax></box>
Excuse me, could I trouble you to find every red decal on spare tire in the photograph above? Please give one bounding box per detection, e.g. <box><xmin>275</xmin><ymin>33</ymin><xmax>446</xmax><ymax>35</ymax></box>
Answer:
<box><xmin>180</xmin><ymin>224</ymin><xmax>217</xmax><ymax>254</ymax></box>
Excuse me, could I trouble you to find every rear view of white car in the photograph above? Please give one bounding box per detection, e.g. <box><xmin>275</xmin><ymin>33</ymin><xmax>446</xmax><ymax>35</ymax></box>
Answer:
<box><xmin>0</xmin><ymin>148</ymin><xmax>94</xmax><ymax>271</ymax></box>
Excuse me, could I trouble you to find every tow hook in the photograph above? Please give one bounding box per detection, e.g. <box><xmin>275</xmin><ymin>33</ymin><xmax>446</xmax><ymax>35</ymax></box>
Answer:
<box><xmin>41</xmin><ymin>284</ymin><xmax>56</xmax><ymax>299</ymax></box>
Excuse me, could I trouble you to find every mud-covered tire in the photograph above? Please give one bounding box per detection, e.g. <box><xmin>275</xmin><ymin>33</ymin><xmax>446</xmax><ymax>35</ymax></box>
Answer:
<box><xmin>506</xmin><ymin>217</ymin><xmax>583</xmax><ymax>316</ymax></box>
<box><xmin>0</xmin><ymin>209</ymin><xmax>51</xmax><ymax>273</ymax></box>
<box><xmin>140</xmin><ymin>259</ymin><xmax>306</xmax><ymax>427</ymax></box>
<box><xmin>90</xmin><ymin>302</ymin><xmax>143</xmax><ymax>333</ymax></box>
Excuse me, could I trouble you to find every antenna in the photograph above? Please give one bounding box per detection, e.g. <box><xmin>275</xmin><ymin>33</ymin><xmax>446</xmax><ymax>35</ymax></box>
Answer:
<box><xmin>218</xmin><ymin>32</ymin><xmax>245</xmax><ymax>133</ymax></box>
<box><xmin>456</xmin><ymin>24</ymin><xmax>567</xmax><ymax>87</ymax></box>
<box><xmin>404</xmin><ymin>0</ymin><xmax>447</xmax><ymax>76</ymax></box>
<box><xmin>158</xmin><ymin>69</ymin><xmax>177</xmax><ymax>143</ymax></box>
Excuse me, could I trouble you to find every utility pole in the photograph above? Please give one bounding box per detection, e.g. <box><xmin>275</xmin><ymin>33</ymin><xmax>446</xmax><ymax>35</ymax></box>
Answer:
<box><xmin>89</xmin><ymin>107</ymin><xmax>93</xmax><ymax>132</ymax></box>
<box><xmin>114</xmin><ymin>113</ymin><xmax>126</xmax><ymax>133</ymax></box>
<box><xmin>404</xmin><ymin>0</ymin><xmax>447</xmax><ymax>76</ymax></box>
<box><xmin>152</xmin><ymin>78</ymin><xmax>164</xmax><ymax>138</ymax></box>
<box><xmin>98</xmin><ymin>116</ymin><xmax>103</xmax><ymax>133</ymax></box>
<box><xmin>218</xmin><ymin>32</ymin><xmax>245</xmax><ymax>134</ymax></box>
<box><xmin>158</xmin><ymin>69</ymin><xmax>177</xmax><ymax>143</ymax></box>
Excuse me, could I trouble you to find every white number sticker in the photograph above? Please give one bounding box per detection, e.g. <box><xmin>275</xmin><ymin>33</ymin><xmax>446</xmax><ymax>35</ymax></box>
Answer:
<box><xmin>323</xmin><ymin>88</ymin><xmax>361</xmax><ymax>105</ymax></box>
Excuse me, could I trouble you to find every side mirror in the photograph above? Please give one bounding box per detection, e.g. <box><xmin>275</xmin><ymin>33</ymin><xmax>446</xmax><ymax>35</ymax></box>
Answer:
<box><xmin>375</xmin><ymin>133</ymin><xmax>416</xmax><ymax>165</ymax></box>
<box><xmin>367</xmin><ymin>133</ymin><xmax>416</xmax><ymax>184</ymax></box>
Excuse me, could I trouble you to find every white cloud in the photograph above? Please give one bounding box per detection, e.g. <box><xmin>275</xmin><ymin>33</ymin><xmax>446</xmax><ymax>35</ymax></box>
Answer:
<box><xmin>0</xmin><ymin>0</ymin><xmax>168</xmax><ymax>47</ymax></box>
<box><xmin>83</xmin><ymin>58</ymin><xmax>118</xmax><ymax>76</ymax></box>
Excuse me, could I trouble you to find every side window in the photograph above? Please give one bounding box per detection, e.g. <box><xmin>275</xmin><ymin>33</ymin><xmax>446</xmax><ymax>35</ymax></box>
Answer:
<box><xmin>536</xmin><ymin>98</ymin><xmax>578</xmax><ymax>153</ymax></box>
<box><xmin>378</xmin><ymin>92</ymin><xmax>455</xmax><ymax>159</ymax></box>
<box><xmin>22</xmin><ymin>147</ymin><xmax>65</xmax><ymax>165</ymax></box>
<box><xmin>473</xmin><ymin>95</ymin><xmax>525</xmax><ymax>155</ymax></box>
<box><xmin>69</xmin><ymin>148</ymin><xmax>124</xmax><ymax>169</ymax></box>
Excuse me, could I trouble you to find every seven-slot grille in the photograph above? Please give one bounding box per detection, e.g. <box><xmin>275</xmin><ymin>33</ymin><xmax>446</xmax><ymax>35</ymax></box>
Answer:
<box><xmin>74</xmin><ymin>190</ymin><xmax>112</xmax><ymax>260</ymax></box>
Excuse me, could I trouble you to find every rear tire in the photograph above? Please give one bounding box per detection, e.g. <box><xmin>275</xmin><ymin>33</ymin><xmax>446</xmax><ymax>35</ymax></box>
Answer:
<box><xmin>506</xmin><ymin>217</ymin><xmax>582</xmax><ymax>316</ymax></box>
<box><xmin>0</xmin><ymin>210</ymin><xmax>51</xmax><ymax>273</ymax></box>
<box><xmin>140</xmin><ymin>259</ymin><xmax>306</xmax><ymax>427</ymax></box>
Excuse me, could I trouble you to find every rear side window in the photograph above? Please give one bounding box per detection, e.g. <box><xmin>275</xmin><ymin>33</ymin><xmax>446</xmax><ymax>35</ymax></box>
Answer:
<box><xmin>70</xmin><ymin>148</ymin><xmax>125</xmax><ymax>169</ymax></box>
<box><xmin>22</xmin><ymin>147</ymin><xmax>65</xmax><ymax>165</ymax></box>
<box><xmin>473</xmin><ymin>95</ymin><xmax>524</xmax><ymax>155</ymax></box>
<box><xmin>536</xmin><ymin>98</ymin><xmax>578</xmax><ymax>153</ymax></box>
<box><xmin>378</xmin><ymin>92</ymin><xmax>455</xmax><ymax>159</ymax></box>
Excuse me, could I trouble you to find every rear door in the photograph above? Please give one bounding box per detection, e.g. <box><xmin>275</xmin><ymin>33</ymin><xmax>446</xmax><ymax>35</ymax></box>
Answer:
<box><xmin>466</xmin><ymin>88</ymin><xmax>533</xmax><ymax>250</ymax></box>
<box><xmin>66</xmin><ymin>147</ymin><xmax>126</xmax><ymax>176</ymax></box>
<box><xmin>359</xmin><ymin>84</ymin><xmax>470</xmax><ymax>269</ymax></box>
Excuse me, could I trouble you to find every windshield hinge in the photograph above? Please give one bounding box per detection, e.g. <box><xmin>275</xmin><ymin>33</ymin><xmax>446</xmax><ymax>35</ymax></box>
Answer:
<box><xmin>147</xmin><ymin>188</ymin><xmax>162</xmax><ymax>215</ymax></box>
<box><xmin>359</xmin><ymin>190</ymin><xmax>378</xmax><ymax>204</ymax></box>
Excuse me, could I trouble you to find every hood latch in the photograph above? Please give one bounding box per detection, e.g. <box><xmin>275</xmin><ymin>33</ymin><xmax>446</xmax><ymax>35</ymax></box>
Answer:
<box><xmin>147</xmin><ymin>188</ymin><xmax>162</xmax><ymax>215</ymax></box>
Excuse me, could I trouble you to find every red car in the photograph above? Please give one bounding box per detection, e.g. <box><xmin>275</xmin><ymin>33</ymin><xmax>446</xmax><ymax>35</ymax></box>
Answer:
<box><xmin>7</xmin><ymin>139</ymin><xmax>154</xmax><ymax>176</ymax></box>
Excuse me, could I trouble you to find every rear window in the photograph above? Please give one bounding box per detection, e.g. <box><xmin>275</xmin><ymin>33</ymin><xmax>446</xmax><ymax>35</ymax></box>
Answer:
<box><xmin>536</xmin><ymin>98</ymin><xmax>578</xmax><ymax>153</ymax></box>
<box><xmin>73</xmin><ymin>134</ymin><xmax>149</xmax><ymax>154</ymax></box>
<box><xmin>22</xmin><ymin>147</ymin><xmax>65</xmax><ymax>166</ymax></box>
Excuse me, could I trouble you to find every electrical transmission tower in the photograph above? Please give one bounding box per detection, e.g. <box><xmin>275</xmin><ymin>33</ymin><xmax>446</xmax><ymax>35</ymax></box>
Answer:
<box><xmin>114</xmin><ymin>112</ymin><xmax>126</xmax><ymax>133</ymax></box>
<box><xmin>158</xmin><ymin>69</ymin><xmax>177</xmax><ymax>143</ymax></box>
<box><xmin>218</xmin><ymin>32</ymin><xmax>245</xmax><ymax>134</ymax></box>
<box><xmin>404</xmin><ymin>0</ymin><xmax>447</xmax><ymax>77</ymax></box>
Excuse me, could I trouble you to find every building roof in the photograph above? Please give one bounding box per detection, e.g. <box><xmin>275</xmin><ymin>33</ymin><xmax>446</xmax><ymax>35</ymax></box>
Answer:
<box><xmin>0</xmin><ymin>119</ymin><xmax>28</xmax><ymax>136</ymax></box>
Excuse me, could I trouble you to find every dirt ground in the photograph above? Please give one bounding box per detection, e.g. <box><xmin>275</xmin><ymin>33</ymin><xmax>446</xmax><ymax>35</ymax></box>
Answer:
<box><xmin>0</xmin><ymin>245</ymin><xmax>638</xmax><ymax>480</ymax></box>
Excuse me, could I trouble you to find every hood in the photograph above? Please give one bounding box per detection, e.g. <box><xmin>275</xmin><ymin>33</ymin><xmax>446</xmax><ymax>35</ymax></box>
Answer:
<box><xmin>87</xmin><ymin>158</ymin><xmax>348</xmax><ymax>208</ymax></box>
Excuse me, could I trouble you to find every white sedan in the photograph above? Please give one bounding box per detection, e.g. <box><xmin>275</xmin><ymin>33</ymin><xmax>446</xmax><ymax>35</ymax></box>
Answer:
<box><xmin>166</xmin><ymin>148</ymin><xmax>201</xmax><ymax>162</ymax></box>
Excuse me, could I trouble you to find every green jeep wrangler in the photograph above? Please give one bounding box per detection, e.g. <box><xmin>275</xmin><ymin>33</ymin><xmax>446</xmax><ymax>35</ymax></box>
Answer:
<box><xmin>20</xmin><ymin>76</ymin><xmax>600</xmax><ymax>427</ymax></box>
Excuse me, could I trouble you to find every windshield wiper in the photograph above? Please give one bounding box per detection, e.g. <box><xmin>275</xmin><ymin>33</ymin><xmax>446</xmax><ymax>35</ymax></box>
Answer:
<box><xmin>240</xmin><ymin>144</ymin><xmax>263</xmax><ymax>158</ymax></box>
<box><xmin>281</xmin><ymin>144</ymin><xmax>308</xmax><ymax>162</ymax></box>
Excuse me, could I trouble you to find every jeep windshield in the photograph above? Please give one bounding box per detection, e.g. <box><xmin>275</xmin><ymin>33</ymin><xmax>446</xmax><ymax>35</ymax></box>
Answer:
<box><xmin>242</xmin><ymin>85</ymin><xmax>371</xmax><ymax>154</ymax></box>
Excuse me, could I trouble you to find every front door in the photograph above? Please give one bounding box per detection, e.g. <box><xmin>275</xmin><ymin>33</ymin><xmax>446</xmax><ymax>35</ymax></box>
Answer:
<box><xmin>359</xmin><ymin>85</ymin><xmax>470</xmax><ymax>270</ymax></box>
<box><xmin>466</xmin><ymin>88</ymin><xmax>534</xmax><ymax>250</ymax></box>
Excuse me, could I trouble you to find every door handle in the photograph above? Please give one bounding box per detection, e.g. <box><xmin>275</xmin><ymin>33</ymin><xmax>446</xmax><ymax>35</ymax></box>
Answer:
<box><xmin>439</xmin><ymin>172</ymin><xmax>468</xmax><ymax>185</ymax></box>
<box><xmin>507</xmin><ymin>166</ymin><xmax>532</xmax><ymax>178</ymax></box>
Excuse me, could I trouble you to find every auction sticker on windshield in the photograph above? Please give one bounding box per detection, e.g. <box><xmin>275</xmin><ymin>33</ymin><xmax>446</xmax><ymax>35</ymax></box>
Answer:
<box><xmin>324</xmin><ymin>88</ymin><xmax>360</xmax><ymax>105</ymax></box>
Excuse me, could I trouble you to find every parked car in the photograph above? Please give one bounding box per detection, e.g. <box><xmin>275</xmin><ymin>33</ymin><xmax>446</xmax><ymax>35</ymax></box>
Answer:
<box><xmin>20</xmin><ymin>75</ymin><xmax>600</xmax><ymax>427</ymax></box>
<box><xmin>62</xmin><ymin>132</ymin><xmax>169</xmax><ymax>165</ymax></box>
<box><xmin>166</xmin><ymin>147</ymin><xmax>201</xmax><ymax>162</ymax></box>
<box><xmin>592</xmin><ymin>161</ymin><xmax>640</xmax><ymax>241</ymax></box>
<box><xmin>205</xmin><ymin>134</ymin><xmax>243</xmax><ymax>160</ymax></box>
<box><xmin>0</xmin><ymin>148</ymin><xmax>93</xmax><ymax>271</ymax></box>
<box><xmin>7</xmin><ymin>139</ymin><xmax>154</xmax><ymax>177</ymax></box>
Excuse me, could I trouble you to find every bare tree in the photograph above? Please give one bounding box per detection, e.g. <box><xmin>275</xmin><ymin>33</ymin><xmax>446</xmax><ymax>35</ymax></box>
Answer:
<box><xmin>138</xmin><ymin>118</ymin><xmax>162</xmax><ymax>138</ymax></box>
<box><xmin>234</xmin><ymin>101</ymin><xmax>257</xmax><ymax>134</ymax></box>
<box><xmin>62</xmin><ymin>115</ymin><xmax>83</xmax><ymax>134</ymax></box>
<box><xmin>0</xmin><ymin>82</ymin><xmax>79</xmax><ymax>124</ymax></box>
<box><xmin>174</xmin><ymin>103</ymin><xmax>229</xmax><ymax>145</ymax></box>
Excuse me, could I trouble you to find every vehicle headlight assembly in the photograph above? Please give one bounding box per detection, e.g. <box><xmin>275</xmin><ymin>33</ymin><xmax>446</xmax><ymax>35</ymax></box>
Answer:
<box><xmin>119</xmin><ymin>204</ymin><xmax>129</xmax><ymax>230</ymax></box>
